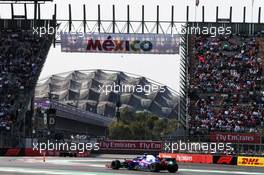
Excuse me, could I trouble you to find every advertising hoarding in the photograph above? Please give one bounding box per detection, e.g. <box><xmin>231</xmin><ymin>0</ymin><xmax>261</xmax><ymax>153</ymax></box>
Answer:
<box><xmin>159</xmin><ymin>153</ymin><xmax>213</xmax><ymax>164</ymax></box>
<box><xmin>237</xmin><ymin>156</ymin><xmax>264</xmax><ymax>167</ymax></box>
<box><xmin>99</xmin><ymin>140</ymin><xmax>163</xmax><ymax>151</ymax></box>
<box><xmin>210</xmin><ymin>132</ymin><xmax>260</xmax><ymax>143</ymax></box>
<box><xmin>61</xmin><ymin>33</ymin><xmax>180</xmax><ymax>54</ymax></box>
<box><xmin>213</xmin><ymin>155</ymin><xmax>237</xmax><ymax>165</ymax></box>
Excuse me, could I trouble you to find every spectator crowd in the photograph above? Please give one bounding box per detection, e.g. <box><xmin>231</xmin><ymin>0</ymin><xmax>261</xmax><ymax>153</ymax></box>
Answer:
<box><xmin>189</xmin><ymin>34</ymin><xmax>264</xmax><ymax>134</ymax></box>
<box><xmin>0</xmin><ymin>29</ymin><xmax>52</xmax><ymax>131</ymax></box>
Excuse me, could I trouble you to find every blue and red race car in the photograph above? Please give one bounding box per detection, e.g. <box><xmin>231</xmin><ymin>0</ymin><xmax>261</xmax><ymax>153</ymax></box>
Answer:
<box><xmin>107</xmin><ymin>154</ymin><xmax>178</xmax><ymax>173</ymax></box>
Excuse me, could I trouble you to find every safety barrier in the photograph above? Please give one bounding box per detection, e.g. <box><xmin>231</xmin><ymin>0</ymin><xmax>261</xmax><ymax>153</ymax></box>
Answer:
<box><xmin>237</xmin><ymin>156</ymin><xmax>264</xmax><ymax>167</ymax></box>
<box><xmin>159</xmin><ymin>153</ymin><xmax>213</xmax><ymax>164</ymax></box>
<box><xmin>0</xmin><ymin>148</ymin><xmax>91</xmax><ymax>157</ymax></box>
<box><xmin>159</xmin><ymin>153</ymin><xmax>264</xmax><ymax>167</ymax></box>
<box><xmin>24</xmin><ymin>148</ymin><xmax>42</xmax><ymax>156</ymax></box>
<box><xmin>4</xmin><ymin>148</ymin><xmax>22</xmax><ymax>156</ymax></box>
<box><xmin>213</xmin><ymin>155</ymin><xmax>237</xmax><ymax>165</ymax></box>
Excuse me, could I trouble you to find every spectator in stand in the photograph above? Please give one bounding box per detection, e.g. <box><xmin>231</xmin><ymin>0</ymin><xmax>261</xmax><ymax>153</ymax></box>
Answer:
<box><xmin>0</xmin><ymin>29</ymin><xmax>51</xmax><ymax>130</ymax></box>
<box><xmin>189</xmin><ymin>34</ymin><xmax>264</xmax><ymax>134</ymax></box>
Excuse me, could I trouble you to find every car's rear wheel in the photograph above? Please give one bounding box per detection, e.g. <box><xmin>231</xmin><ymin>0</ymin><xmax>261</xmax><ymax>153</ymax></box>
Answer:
<box><xmin>167</xmin><ymin>164</ymin><xmax>178</xmax><ymax>173</ymax></box>
<box><xmin>149</xmin><ymin>163</ymin><xmax>160</xmax><ymax>172</ymax></box>
<box><xmin>111</xmin><ymin>160</ymin><xmax>121</xmax><ymax>170</ymax></box>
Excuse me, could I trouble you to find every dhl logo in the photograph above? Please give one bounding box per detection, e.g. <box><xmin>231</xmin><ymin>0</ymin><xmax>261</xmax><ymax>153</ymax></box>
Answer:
<box><xmin>238</xmin><ymin>157</ymin><xmax>264</xmax><ymax>167</ymax></box>
<box><xmin>241</xmin><ymin>158</ymin><xmax>260</xmax><ymax>165</ymax></box>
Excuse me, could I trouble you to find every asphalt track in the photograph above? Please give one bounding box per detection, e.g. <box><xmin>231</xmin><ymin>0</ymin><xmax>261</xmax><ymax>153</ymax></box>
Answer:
<box><xmin>0</xmin><ymin>156</ymin><xmax>263</xmax><ymax>175</ymax></box>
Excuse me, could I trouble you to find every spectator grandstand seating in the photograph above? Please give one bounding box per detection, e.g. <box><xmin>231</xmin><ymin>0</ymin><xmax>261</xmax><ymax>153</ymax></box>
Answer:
<box><xmin>189</xmin><ymin>34</ymin><xmax>264</xmax><ymax>134</ymax></box>
<box><xmin>0</xmin><ymin>29</ymin><xmax>52</xmax><ymax>132</ymax></box>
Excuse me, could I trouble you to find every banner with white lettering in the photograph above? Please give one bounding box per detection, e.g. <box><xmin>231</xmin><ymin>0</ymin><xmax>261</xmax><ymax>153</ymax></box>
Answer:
<box><xmin>210</xmin><ymin>132</ymin><xmax>260</xmax><ymax>143</ymax></box>
<box><xmin>99</xmin><ymin>140</ymin><xmax>163</xmax><ymax>151</ymax></box>
<box><xmin>61</xmin><ymin>33</ymin><xmax>180</xmax><ymax>54</ymax></box>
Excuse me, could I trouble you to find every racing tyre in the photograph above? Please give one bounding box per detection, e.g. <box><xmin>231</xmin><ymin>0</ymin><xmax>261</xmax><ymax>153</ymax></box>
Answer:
<box><xmin>149</xmin><ymin>163</ymin><xmax>160</xmax><ymax>172</ymax></box>
<box><xmin>111</xmin><ymin>160</ymin><xmax>121</xmax><ymax>170</ymax></box>
<box><xmin>167</xmin><ymin>164</ymin><xmax>178</xmax><ymax>173</ymax></box>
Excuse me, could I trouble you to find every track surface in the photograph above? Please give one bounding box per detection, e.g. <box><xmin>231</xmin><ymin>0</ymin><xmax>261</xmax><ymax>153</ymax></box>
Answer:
<box><xmin>0</xmin><ymin>156</ymin><xmax>263</xmax><ymax>175</ymax></box>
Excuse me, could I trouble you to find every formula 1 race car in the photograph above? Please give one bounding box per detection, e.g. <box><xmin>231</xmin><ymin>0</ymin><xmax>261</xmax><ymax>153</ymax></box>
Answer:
<box><xmin>107</xmin><ymin>154</ymin><xmax>178</xmax><ymax>173</ymax></box>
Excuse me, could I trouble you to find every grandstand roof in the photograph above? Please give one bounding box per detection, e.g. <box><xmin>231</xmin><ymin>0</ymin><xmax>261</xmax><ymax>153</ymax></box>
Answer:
<box><xmin>35</xmin><ymin>70</ymin><xmax>179</xmax><ymax>118</ymax></box>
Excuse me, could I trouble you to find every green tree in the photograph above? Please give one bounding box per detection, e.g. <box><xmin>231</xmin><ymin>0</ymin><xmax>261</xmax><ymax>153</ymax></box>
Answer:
<box><xmin>108</xmin><ymin>122</ymin><xmax>132</xmax><ymax>140</ymax></box>
<box><xmin>120</xmin><ymin>108</ymin><xmax>134</xmax><ymax>124</ymax></box>
<box><xmin>108</xmin><ymin>109</ymin><xmax>178</xmax><ymax>140</ymax></box>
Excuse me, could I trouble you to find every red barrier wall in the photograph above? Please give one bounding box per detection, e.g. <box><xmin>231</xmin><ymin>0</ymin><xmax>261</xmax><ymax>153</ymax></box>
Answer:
<box><xmin>159</xmin><ymin>153</ymin><xmax>213</xmax><ymax>164</ymax></box>
<box><xmin>5</xmin><ymin>148</ymin><xmax>21</xmax><ymax>156</ymax></box>
<box><xmin>0</xmin><ymin>148</ymin><xmax>90</xmax><ymax>157</ymax></box>
<box><xmin>25</xmin><ymin>148</ymin><xmax>41</xmax><ymax>156</ymax></box>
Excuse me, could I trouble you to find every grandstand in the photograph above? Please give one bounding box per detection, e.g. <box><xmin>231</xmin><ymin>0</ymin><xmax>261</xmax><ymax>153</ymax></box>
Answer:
<box><xmin>188</xmin><ymin>34</ymin><xmax>264</xmax><ymax>135</ymax></box>
<box><xmin>0</xmin><ymin>28</ymin><xmax>53</xmax><ymax>146</ymax></box>
<box><xmin>35</xmin><ymin>70</ymin><xmax>180</xmax><ymax>119</ymax></box>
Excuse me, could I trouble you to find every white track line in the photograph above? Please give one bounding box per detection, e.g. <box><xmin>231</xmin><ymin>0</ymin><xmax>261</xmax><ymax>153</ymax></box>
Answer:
<box><xmin>0</xmin><ymin>167</ymin><xmax>99</xmax><ymax>175</ymax></box>
<box><xmin>0</xmin><ymin>167</ymin><xmax>129</xmax><ymax>175</ymax></box>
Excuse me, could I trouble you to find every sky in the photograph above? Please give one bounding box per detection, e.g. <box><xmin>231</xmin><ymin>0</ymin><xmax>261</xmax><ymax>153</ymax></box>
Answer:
<box><xmin>0</xmin><ymin>0</ymin><xmax>263</xmax><ymax>92</ymax></box>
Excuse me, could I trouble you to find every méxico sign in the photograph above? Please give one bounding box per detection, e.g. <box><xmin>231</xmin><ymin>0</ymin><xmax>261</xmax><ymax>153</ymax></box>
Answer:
<box><xmin>61</xmin><ymin>33</ymin><xmax>180</xmax><ymax>54</ymax></box>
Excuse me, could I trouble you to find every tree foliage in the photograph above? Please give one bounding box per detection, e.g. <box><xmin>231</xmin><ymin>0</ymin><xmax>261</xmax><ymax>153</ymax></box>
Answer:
<box><xmin>108</xmin><ymin>108</ymin><xmax>178</xmax><ymax>140</ymax></box>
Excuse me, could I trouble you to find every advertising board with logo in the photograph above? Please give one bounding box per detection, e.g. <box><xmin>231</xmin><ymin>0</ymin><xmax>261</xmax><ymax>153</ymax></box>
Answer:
<box><xmin>237</xmin><ymin>156</ymin><xmax>264</xmax><ymax>167</ymax></box>
<box><xmin>99</xmin><ymin>140</ymin><xmax>163</xmax><ymax>151</ymax></box>
<box><xmin>213</xmin><ymin>155</ymin><xmax>237</xmax><ymax>165</ymax></box>
<box><xmin>61</xmin><ymin>33</ymin><xmax>180</xmax><ymax>54</ymax></box>
<box><xmin>159</xmin><ymin>153</ymin><xmax>213</xmax><ymax>164</ymax></box>
<box><xmin>210</xmin><ymin>132</ymin><xmax>260</xmax><ymax>143</ymax></box>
